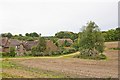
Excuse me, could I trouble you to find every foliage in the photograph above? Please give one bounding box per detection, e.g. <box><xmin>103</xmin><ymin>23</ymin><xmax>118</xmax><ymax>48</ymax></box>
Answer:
<box><xmin>1</xmin><ymin>33</ymin><xmax>13</xmax><ymax>38</ymax></box>
<box><xmin>1</xmin><ymin>27</ymin><xmax>119</xmax><ymax>42</ymax></box>
<box><xmin>19</xmin><ymin>34</ymin><xmax>23</xmax><ymax>37</ymax></box>
<box><xmin>55</xmin><ymin>31</ymin><xmax>78</xmax><ymax>41</ymax></box>
<box><xmin>31</xmin><ymin>46</ymin><xmax>76</xmax><ymax>56</ymax></box>
<box><xmin>26</xmin><ymin>37</ymin><xmax>34</xmax><ymax>41</ymax></box>
<box><xmin>78</xmin><ymin>21</ymin><xmax>105</xmax><ymax>57</ymax></box>
<box><xmin>31</xmin><ymin>37</ymin><xmax>46</xmax><ymax>56</ymax></box>
<box><xmin>50</xmin><ymin>38</ymin><xmax>59</xmax><ymax>46</ymax></box>
<box><xmin>36</xmin><ymin>37</ymin><xmax>46</xmax><ymax>52</ymax></box>
<box><xmin>1</xmin><ymin>52</ymin><xmax>9</xmax><ymax>57</ymax></box>
<box><xmin>2</xmin><ymin>47</ymin><xmax>16</xmax><ymax>57</ymax></box>
<box><xmin>102</xmin><ymin>28</ymin><xmax>120</xmax><ymax>41</ymax></box>
<box><xmin>25</xmin><ymin>32</ymin><xmax>39</xmax><ymax>37</ymax></box>
<box><xmin>110</xmin><ymin>48</ymin><xmax>120</xmax><ymax>50</ymax></box>
<box><xmin>9</xmin><ymin>47</ymin><xmax>16</xmax><ymax>57</ymax></box>
<box><xmin>72</xmin><ymin>39</ymin><xmax>79</xmax><ymax>51</ymax></box>
<box><xmin>73</xmin><ymin>53</ymin><xmax>106</xmax><ymax>60</ymax></box>
<box><xmin>63</xmin><ymin>40</ymin><xmax>71</xmax><ymax>47</ymax></box>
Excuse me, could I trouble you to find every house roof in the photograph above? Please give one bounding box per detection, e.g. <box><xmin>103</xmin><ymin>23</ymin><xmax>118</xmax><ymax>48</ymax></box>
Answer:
<box><xmin>57</xmin><ymin>38</ymin><xmax>73</xmax><ymax>45</ymax></box>
<box><xmin>46</xmin><ymin>40</ymin><xmax>59</xmax><ymax>51</ymax></box>
<box><xmin>0</xmin><ymin>37</ymin><xmax>9</xmax><ymax>47</ymax></box>
<box><xmin>9</xmin><ymin>39</ymin><xmax>21</xmax><ymax>47</ymax></box>
<box><xmin>24</xmin><ymin>40</ymin><xmax>39</xmax><ymax>50</ymax></box>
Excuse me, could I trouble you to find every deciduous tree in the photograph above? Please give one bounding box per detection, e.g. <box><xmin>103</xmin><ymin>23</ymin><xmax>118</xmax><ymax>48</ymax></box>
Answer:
<box><xmin>79</xmin><ymin>21</ymin><xmax>104</xmax><ymax>56</ymax></box>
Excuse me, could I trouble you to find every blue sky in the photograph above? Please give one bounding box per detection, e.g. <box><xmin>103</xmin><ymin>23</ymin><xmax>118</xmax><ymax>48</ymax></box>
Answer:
<box><xmin>0</xmin><ymin>0</ymin><xmax>119</xmax><ymax>36</ymax></box>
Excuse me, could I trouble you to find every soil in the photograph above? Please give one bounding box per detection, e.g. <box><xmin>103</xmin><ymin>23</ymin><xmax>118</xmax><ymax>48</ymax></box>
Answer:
<box><xmin>2</xmin><ymin>41</ymin><xmax>119</xmax><ymax>78</ymax></box>
<box><xmin>9</xmin><ymin>50</ymin><xmax>118</xmax><ymax>78</ymax></box>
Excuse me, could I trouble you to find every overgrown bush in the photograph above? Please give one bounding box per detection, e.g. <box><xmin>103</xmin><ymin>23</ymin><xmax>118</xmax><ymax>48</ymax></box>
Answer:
<box><xmin>24</xmin><ymin>51</ymin><xmax>32</xmax><ymax>56</ymax></box>
<box><xmin>73</xmin><ymin>53</ymin><xmax>107</xmax><ymax>60</ymax></box>
<box><xmin>63</xmin><ymin>40</ymin><xmax>71</xmax><ymax>47</ymax></box>
<box><xmin>1</xmin><ymin>52</ymin><xmax>9</xmax><ymax>57</ymax></box>
<box><xmin>0</xmin><ymin>52</ymin><xmax>2</xmax><ymax>57</ymax></box>
<box><xmin>1</xmin><ymin>47</ymin><xmax>16</xmax><ymax>57</ymax></box>
<box><xmin>110</xmin><ymin>48</ymin><xmax>120</xmax><ymax>50</ymax></box>
<box><xmin>9</xmin><ymin>47</ymin><xmax>16</xmax><ymax>57</ymax></box>
<box><xmin>31</xmin><ymin>37</ymin><xmax>46</xmax><ymax>56</ymax></box>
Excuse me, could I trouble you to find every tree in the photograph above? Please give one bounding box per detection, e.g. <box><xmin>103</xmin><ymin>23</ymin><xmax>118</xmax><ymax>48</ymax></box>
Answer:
<box><xmin>32</xmin><ymin>32</ymin><xmax>39</xmax><ymax>37</ymax></box>
<box><xmin>25</xmin><ymin>33</ymin><xmax>30</xmax><ymax>36</ymax></box>
<box><xmin>63</xmin><ymin>40</ymin><xmax>71</xmax><ymax>47</ymax></box>
<box><xmin>78</xmin><ymin>21</ymin><xmax>104</xmax><ymax>57</ymax></box>
<box><xmin>115</xmin><ymin>28</ymin><xmax>120</xmax><ymax>41</ymax></box>
<box><xmin>9</xmin><ymin>47</ymin><xmax>16</xmax><ymax>57</ymax></box>
<box><xmin>29</xmin><ymin>32</ymin><xmax>39</xmax><ymax>37</ymax></box>
<box><xmin>106</xmin><ymin>29</ymin><xmax>116</xmax><ymax>41</ymax></box>
<box><xmin>36</xmin><ymin>37</ymin><xmax>46</xmax><ymax>52</ymax></box>
<box><xmin>25</xmin><ymin>32</ymin><xmax>39</xmax><ymax>37</ymax></box>
<box><xmin>31</xmin><ymin>37</ymin><xmax>46</xmax><ymax>56</ymax></box>
<box><xmin>7</xmin><ymin>33</ymin><xmax>12</xmax><ymax>38</ymax></box>
<box><xmin>1</xmin><ymin>33</ymin><xmax>6</xmax><ymax>37</ymax></box>
<box><xmin>19</xmin><ymin>34</ymin><xmax>23</xmax><ymax>37</ymax></box>
<box><xmin>1</xmin><ymin>33</ymin><xmax>13</xmax><ymax>38</ymax></box>
<box><xmin>55</xmin><ymin>31</ymin><xmax>77</xmax><ymax>41</ymax></box>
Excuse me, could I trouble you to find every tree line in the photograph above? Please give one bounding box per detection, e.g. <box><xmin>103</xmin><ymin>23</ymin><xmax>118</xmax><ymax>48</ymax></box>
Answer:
<box><xmin>1</xmin><ymin>28</ymin><xmax>119</xmax><ymax>42</ymax></box>
<box><xmin>55</xmin><ymin>28</ymin><xmax>120</xmax><ymax>42</ymax></box>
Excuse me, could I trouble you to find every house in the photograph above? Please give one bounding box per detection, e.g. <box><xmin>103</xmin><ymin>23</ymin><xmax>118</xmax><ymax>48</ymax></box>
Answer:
<box><xmin>0</xmin><ymin>37</ymin><xmax>26</xmax><ymax>55</ymax></box>
<box><xmin>24</xmin><ymin>40</ymin><xmax>38</xmax><ymax>51</ymax></box>
<box><xmin>9</xmin><ymin>39</ymin><xmax>26</xmax><ymax>56</ymax></box>
<box><xmin>0</xmin><ymin>37</ymin><xmax>10</xmax><ymax>53</ymax></box>
<box><xmin>57</xmin><ymin>38</ymin><xmax>73</xmax><ymax>46</ymax></box>
<box><xmin>24</xmin><ymin>40</ymin><xmax>59</xmax><ymax>52</ymax></box>
<box><xmin>46</xmin><ymin>40</ymin><xmax>59</xmax><ymax>52</ymax></box>
<box><xmin>0</xmin><ymin>37</ymin><xmax>59</xmax><ymax>56</ymax></box>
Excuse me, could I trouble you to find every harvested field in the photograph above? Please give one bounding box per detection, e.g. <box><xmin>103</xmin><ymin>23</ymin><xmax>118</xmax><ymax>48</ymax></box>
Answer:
<box><xmin>105</xmin><ymin>41</ymin><xmax>119</xmax><ymax>49</ymax></box>
<box><xmin>2</xmin><ymin>41</ymin><xmax>119</xmax><ymax>78</ymax></box>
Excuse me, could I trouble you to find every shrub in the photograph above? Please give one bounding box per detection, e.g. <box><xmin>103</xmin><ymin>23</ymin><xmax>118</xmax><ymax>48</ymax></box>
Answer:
<box><xmin>110</xmin><ymin>48</ymin><xmax>120</xmax><ymax>50</ymax></box>
<box><xmin>9</xmin><ymin>47</ymin><xmax>16</xmax><ymax>57</ymax></box>
<box><xmin>1</xmin><ymin>52</ymin><xmax>9</xmax><ymax>57</ymax></box>
<box><xmin>72</xmin><ymin>42</ymin><xmax>79</xmax><ymax>51</ymax></box>
<box><xmin>68</xmin><ymin>48</ymin><xmax>76</xmax><ymax>53</ymax></box>
<box><xmin>98</xmin><ymin>54</ymin><xmax>107</xmax><ymax>60</ymax></box>
<box><xmin>63</xmin><ymin>40</ymin><xmax>71</xmax><ymax>47</ymax></box>
<box><xmin>0</xmin><ymin>52</ymin><xmax>2</xmax><ymax>57</ymax></box>
<box><xmin>24</xmin><ymin>51</ymin><xmax>32</xmax><ymax>56</ymax></box>
<box><xmin>27</xmin><ymin>37</ymin><xmax>34</xmax><ymax>41</ymax></box>
<box><xmin>62</xmin><ymin>50</ymin><xmax>69</xmax><ymax>54</ymax></box>
<box><xmin>51</xmin><ymin>51</ymin><xmax>60</xmax><ymax>55</ymax></box>
<box><xmin>32</xmin><ymin>52</ymin><xmax>41</xmax><ymax>56</ymax></box>
<box><xmin>73</xmin><ymin>53</ymin><xmax>106</xmax><ymax>60</ymax></box>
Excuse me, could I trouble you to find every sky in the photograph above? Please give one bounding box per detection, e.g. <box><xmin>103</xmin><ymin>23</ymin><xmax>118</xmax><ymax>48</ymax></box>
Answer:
<box><xmin>0</xmin><ymin>0</ymin><xmax>119</xmax><ymax>36</ymax></box>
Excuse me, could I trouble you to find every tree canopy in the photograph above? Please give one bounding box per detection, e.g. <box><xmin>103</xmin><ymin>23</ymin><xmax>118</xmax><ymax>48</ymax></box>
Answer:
<box><xmin>55</xmin><ymin>31</ymin><xmax>78</xmax><ymax>41</ymax></box>
<box><xmin>78</xmin><ymin>21</ymin><xmax>105</xmax><ymax>56</ymax></box>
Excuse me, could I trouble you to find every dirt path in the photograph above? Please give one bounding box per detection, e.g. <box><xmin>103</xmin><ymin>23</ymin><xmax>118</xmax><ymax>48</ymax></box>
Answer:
<box><xmin>7</xmin><ymin>50</ymin><xmax>118</xmax><ymax>78</ymax></box>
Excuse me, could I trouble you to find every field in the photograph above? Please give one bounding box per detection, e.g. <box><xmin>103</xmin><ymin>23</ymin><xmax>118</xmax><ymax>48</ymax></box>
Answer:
<box><xmin>1</xmin><ymin>41</ymin><xmax>119</xmax><ymax>78</ymax></box>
